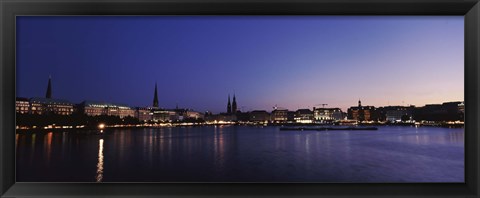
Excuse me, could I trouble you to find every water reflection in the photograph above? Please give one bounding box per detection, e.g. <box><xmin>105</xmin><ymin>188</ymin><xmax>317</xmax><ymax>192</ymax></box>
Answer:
<box><xmin>213</xmin><ymin>126</ymin><xmax>226</xmax><ymax>171</ymax></box>
<box><xmin>43</xmin><ymin>132</ymin><xmax>52</xmax><ymax>166</ymax></box>
<box><xmin>397</xmin><ymin>129</ymin><xmax>464</xmax><ymax>145</ymax></box>
<box><xmin>96</xmin><ymin>139</ymin><xmax>104</xmax><ymax>182</ymax></box>
<box><xmin>16</xmin><ymin>126</ymin><xmax>464</xmax><ymax>182</ymax></box>
<box><xmin>30</xmin><ymin>133</ymin><xmax>36</xmax><ymax>164</ymax></box>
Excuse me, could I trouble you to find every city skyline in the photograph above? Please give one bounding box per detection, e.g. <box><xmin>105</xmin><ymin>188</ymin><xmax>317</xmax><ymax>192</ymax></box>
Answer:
<box><xmin>17</xmin><ymin>76</ymin><xmax>463</xmax><ymax>114</ymax></box>
<box><xmin>16</xmin><ymin>16</ymin><xmax>464</xmax><ymax>113</ymax></box>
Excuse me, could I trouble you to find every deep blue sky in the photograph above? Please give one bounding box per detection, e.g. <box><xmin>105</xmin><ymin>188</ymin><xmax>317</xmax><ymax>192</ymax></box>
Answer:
<box><xmin>16</xmin><ymin>16</ymin><xmax>463</xmax><ymax>113</ymax></box>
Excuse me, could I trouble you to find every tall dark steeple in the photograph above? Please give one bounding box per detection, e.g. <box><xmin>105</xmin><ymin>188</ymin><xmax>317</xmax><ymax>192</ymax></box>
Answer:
<box><xmin>358</xmin><ymin>99</ymin><xmax>362</xmax><ymax>107</ymax></box>
<box><xmin>227</xmin><ymin>95</ymin><xmax>232</xmax><ymax>114</ymax></box>
<box><xmin>153</xmin><ymin>83</ymin><xmax>159</xmax><ymax>108</ymax></box>
<box><xmin>232</xmin><ymin>94</ymin><xmax>237</xmax><ymax>113</ymax></box>
<box><xmin>45</xmin><ymin>75</ymin><xmax>52</xmax><ymax>99</ymax></box>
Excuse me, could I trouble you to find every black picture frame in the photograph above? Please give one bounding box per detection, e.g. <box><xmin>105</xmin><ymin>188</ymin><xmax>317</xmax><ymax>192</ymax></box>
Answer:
<box><xmin>1</xmin><ymin>0</ymin><xmax>479</xmax><ymax>197</ymax></box>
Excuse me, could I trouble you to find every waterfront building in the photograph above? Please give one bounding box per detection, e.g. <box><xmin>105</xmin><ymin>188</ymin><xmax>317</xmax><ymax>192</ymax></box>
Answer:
<box><xmin>458</xmin><ymin>101</ymin><xmax>465</xmax><ymax>121</ymax></box>
<box><xmin>203</xmin><ymin>111</ymin><xmax>215</xmax><ymax>121</ymax></box>
<box><xmin>135</xmin><ymin>84</ymin><xmax>207</xmax><ymax>123</ymax></box>
<box><xmin>249</xmin><ymin>110</ymin><xmax>270</xmax><ymax>123</ymax></box>
<box><xmin>136</xmin><ymin>107</ymin><xmax>153</xmax><ymax>122</ymax></box>
<box><xmin>378</xmin><ymin>106</ymin><xmax>414</xmax><ymax>122</ymax></box>
<box><xmin>30</xmin><ymin>97</ymin><xmax>74</xmax><ymax>115</ymax></box>
<box><xmin>458</xmin><ymin>102</ymin><xmax>465</xmax><ymax>121</ymax></box>
<box><xmin>413</xmin><ymin>101</ymin><xmax>464</xmax><ymax>121</ymax></box>
<box><xmin>347</xmin><ymin>100</ymin><xmax>377</xmax><ymax>121</ymax></box>
<box><xmin>111</xmin><ymin>105</ymin><xmax>135</xmax><ymax>118</ymax></box>
<box><xmin>375</xmin><ymin>107</ymin><xmax>388</xmax><ymax>121</ymax></box>
<box><xmin>443</xmin><ymin>101</ymin><xmax>464</xmax><ymax>115</ymax></box>
<box><xmin>235</xmin><ymin>111</ymin><xmax>250</xmax><ymax>122</ymax></box>
<box><xmin>80</xmin><ymin>101</ymin><xmax>107</xmax><ymax>116</ymax></box>
<box><xmin>287</xmin><ymin>111</ymin><xmax>296</xmax><ymax>122</ymax></box>
<box><xmin>185</xmin><ymin>110</ymin><xmax>204</xmax><ymax>120</ymax></box>
<box><xmin>151</xmin><ymin>109</ymin><xmax>177</xmax><ymax>122</ymax></box>
<box><xmin>15</xmin><ymin>97</ymin><xmax>30</xmax><ymax>114</ymax></box>
<box><xmin>334</xmin><ymin>110</ymin><xmax>345</xmax><ymax>120</ymax></box>
<box><xmin>294</xmin><ymin>109</ymin><xmax>314</xmax><ymax>123</ymax></box>
<box><xmin>386</xmin><ymin>109</ymin><xmax>408</xmax><ymax>122</ymax></box>
<box><xmin>169</xmin><ymin>107</ymin><xmax>204</xmax><ymax>121</ymax></box>
<box><xmin>458</xmin><ymin>101</ymin><xmax>465</xmax><ymax>114</ymax></box>
<box><xmin>80</xmin><ymin>101</ymin><xmax>135</xmax><ymax>118</ymax></box>
<box><xmin>313</xmin><ymin>107</ymin><xmax>343</xmax><ymax>122</ymax></box>
<box><xmin>204</xmin><ymin>113</ymin><xmax>236</xmax><ymax>122</ymax></box>
<box><xmin>271</xmin><ymin>108</ymin><xmax>288</xmax><ymax>123</ymax></box>
<box><xmin>26</xmin><ymin>76</ymin><xmax>75</xmax><ymax>115</ymax></box>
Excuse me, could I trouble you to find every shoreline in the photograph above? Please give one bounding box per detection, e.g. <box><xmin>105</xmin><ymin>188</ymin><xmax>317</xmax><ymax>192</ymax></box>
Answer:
<box><xmin>15</xmin><ymin>122</ymin><xmax>464</xmax><ymax>133</ymax></box>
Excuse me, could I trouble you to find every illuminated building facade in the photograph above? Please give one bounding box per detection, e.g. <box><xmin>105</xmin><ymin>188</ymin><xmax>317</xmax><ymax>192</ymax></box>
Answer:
<box><xmin>80</xmin><ymin>101</ymin><xmax>135</xmax><ymax>118</ymax></box>
<box><xmin>313</xmin><ymin>107</ymin><xmax>343</xmax><ymax>122</ymax></box>
<box><xmin>151</xmin><ymin>109</ymin><xmax>177</xmax><ymax>122</ymax></box>
<box><xmin>271</xmin><ymin>109</ymin><xmax>288</xmax><ymax>123</ymax></box>
<box><xmin>81</xmin><ymin>101</ymin><xmax>107</xmax><ymax>116</ymax></box>
<box><xmin>30</xmin><ymin>97</ymin><xmax>74</xmax><ymax>115</ymax></box>
<box><xmin>294</xmin><ymin>109</ymin><xmax>314</xmax><ymax>123</ymax></box>
<box><xmin>136</xmin><ymin>107</ymin><xmax>153</xmax><ymax>122</ymax></box>
<box><xmin>204</xmin><ymin>113</ymin><xmax>236</xmax><ymax>122</ymax></box>
<box><xmin>15</xmin><ymin>97</ymin><xmax>30</xmax><ymax>114</ymax></box>
<box><xmin>347</xmin><ymin>100</ymin><xmax>377</xmax><ymax>121</ymax></box>
<box><xmin>185</xmin><ymin>110</ymin><xmax>204</xmax><ymax>120</ymax></box>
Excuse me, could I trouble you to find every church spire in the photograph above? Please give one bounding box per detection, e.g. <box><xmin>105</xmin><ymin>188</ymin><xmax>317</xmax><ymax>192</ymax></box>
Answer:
<box><xmin>153</xmin><ymin>82</ymin><xmax>159</xmax><ymax>108</ymax></box>
<box><xmin>45</xmin><ymin>75</ymin><xmax>52</xmax><ymax>99</ymax></box>
<box><xmin>358</xmin><ymin>99</ymin><xmax>362</xmax><ymax>107</ymax></box>
<box><xmin>232</xmin><ymin>94</ymin><xmax>237</xmax><ymax>113</ymax></box>
<box><xmin>227</xmin><ymin>94</ymin><xmax>232</xmax><ymax>114</ymax></box>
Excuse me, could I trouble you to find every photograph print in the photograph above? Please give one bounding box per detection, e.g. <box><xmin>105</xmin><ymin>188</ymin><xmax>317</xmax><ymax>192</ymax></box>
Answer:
<box><xmin>15</xmin><ymin>16</ymin><xmax>464</xmax><ymax>182</ymax></box>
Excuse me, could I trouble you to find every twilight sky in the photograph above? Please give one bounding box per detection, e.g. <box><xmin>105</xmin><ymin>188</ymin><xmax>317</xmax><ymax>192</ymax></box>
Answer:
<box><xmin>16</xmin><ymin>16</ymin><xmax>464</xmax><ymax>113</ymax></box>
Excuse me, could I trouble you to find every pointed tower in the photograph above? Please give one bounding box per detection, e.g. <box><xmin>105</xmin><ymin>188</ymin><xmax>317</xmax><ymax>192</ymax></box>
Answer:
<box><xmin>45</xmin><ymin>75</ymin><xmax>52</xmax><ymax>99</ymax></box>
<box><xmin>227</xmin><ymin>95</ymin><xmax>232</xmax><ymax>114</ymax></box>
<box><xmin>153</xmin><ymin>83</ymin><xmax>159</xmax><ymax>108</ymax></box>
<box><xmin>358</xmin><ymin>99</ymin><xmax>365</xmax><ymax>122</ymax></box>
<box><xmin>232</xmin><ymin>94</ymin><xmax>237</xmax><ymax>113</ymax></box>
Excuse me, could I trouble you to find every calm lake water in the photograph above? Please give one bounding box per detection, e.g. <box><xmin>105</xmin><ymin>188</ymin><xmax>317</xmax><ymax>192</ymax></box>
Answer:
<box><xmin>16</xmin><ymin>126</ymin><xmax>464</xmax><ymax>182</ymax></box>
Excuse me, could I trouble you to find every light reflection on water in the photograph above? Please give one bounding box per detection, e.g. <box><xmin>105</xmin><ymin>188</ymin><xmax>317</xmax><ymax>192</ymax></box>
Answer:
<box><xmin>96</xmin><ymin>139</ymin><xmax>104</xmax><ymax>182</ymax></box>
<box><xmin>43</xmin><ymin>132</ymin><xmax>52</xmax><ymax>167</ymax></box>
<box><xmin>16</xmin><ymin>126</ymin><xmax>464</xmax><ymax>182</ymax></box>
